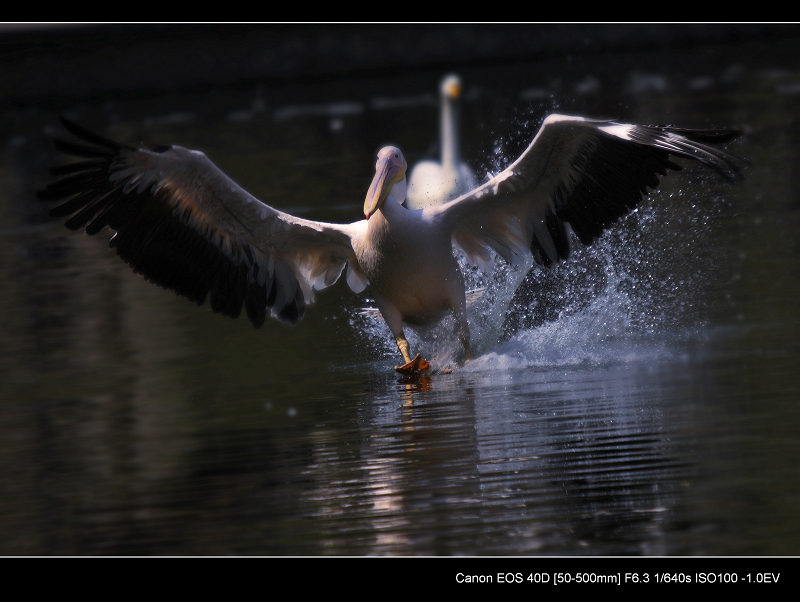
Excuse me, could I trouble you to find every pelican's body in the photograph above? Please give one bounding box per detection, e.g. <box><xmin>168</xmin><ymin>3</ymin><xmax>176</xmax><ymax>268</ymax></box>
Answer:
<box><xmin>357</xmin><ymin>184</ymin><xmax>471</xmax><ymax>369</ymax></box>
<box><xmin>359</xmin><ymin>203</ymin><xmax>463</xmax><ymax>326</ymax></box>
<box><xmin>406</xmin><ymin>75</ymin><xmax>477</xmax><ymax>209</ymax></box>
<box><xmin>38</xmin><ymin>114</ymin><xmax>745</xmax><ymax>374</ymax></box>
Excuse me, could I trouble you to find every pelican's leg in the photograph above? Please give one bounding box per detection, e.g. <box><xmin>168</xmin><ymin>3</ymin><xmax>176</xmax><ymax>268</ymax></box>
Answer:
<box><xmin>393</xmin><ymin>331</ymin><xmax>431</xmax><ymax>375</ymax></box>
<box><xmin>396</xmin><ymin>334</ymin><xmax>413</xmax><ymax>364</ymax></box>
<box><xmin>379</xmin><ymin>303</ymin><xmax>431</xmax><ymax>375</ymax></box>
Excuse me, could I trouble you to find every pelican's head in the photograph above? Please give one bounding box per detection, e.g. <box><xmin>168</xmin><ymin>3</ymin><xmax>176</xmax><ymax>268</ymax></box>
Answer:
<box><xmin>364</xmin><ymin>146</ymin><xmax>407</xmax><ymax>219</ymax></box>
<box><xmin>441</xmin><ymin>74</ymin><xmax>462</xmax><ymax>100</ymax></box>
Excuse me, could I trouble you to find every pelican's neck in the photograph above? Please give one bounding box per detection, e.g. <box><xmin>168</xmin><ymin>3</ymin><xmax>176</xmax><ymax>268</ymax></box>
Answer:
<box><xmin>371</xmin><ymin>183</ymin><xmax>410</xmax><ymax>227</ymax></box>
<box><xmin>441</xmin><ymin>92</ymin><xmax>459</xmax><ymax>171</ymax></box>
<box><xmin>387</xmin><ymin>177</ymin><xmax>407</xmax><ymax>208</ymax></box>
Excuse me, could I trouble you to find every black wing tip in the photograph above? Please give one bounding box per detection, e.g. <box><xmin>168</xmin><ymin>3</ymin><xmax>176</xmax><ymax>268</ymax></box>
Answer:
<box><xmin>577</xmin><ymin>117</ymin><xmax>748</xmax><ymax>183</ymax></box>
<box><xmin>644</xmin><ymin>123</ymin><xmax>748</xmax><ymax>183</ymax></box>
<box><xmin>54</xmin><ymin>117</ymin><xmax>172</xmax><ymax>158</ymax></box>
<box><xmin>37</xmin><ymin>119</ymin><xmax>123</xmax><ymax>205</ymax></box>
<box><xmin>658</xmin><ymin>125</ymin><xmax>742</xmax><ymax>144</ymax></box>
<box><xmin>57</xmin><ymin>116</ymin><xmax>135</xmax><ymax>152</ymax></box>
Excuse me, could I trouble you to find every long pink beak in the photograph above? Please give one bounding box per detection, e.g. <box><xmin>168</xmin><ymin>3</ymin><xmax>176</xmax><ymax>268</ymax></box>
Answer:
<box><xmin>364</xmin><ymin>157</ymin><xmax>404</xmax><ymax>219</ymax></box>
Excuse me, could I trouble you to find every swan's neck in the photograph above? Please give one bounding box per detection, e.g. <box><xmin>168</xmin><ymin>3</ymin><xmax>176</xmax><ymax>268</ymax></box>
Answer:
<box><xmin>441</xmin><ymin>95</ymin><xmax>460</xmax><ymax>171</ymax></box>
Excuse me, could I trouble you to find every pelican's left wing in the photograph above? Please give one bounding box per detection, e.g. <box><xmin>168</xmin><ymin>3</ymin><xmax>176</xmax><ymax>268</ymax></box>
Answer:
<box><xmin>429</xmin><ymin>114</ymin><xmax>745</xmax><ymax>270</ymax></box>
<box><xmin>37</xmin><ymin>118</ymin><xmax>367</xmax><ymax>327</ymax></box>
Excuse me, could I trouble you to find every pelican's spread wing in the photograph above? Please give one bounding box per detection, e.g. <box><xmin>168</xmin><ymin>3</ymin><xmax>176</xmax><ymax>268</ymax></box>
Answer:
<box><xmin>38</xmin><ymin>118</ymin><xmax>366</xmax><ymax>327</ymax></box>
<box><xmin>431</xmin><ymin>114</ymin><xmax>745</xmax><ymax>270</ymax></box>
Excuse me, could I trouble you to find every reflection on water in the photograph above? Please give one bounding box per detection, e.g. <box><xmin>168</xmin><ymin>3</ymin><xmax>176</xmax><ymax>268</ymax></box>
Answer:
<box><xmin>2</xmin><ymin>28</ymin><xmax>800</xmax><ymax>555</ymax></box>
<box><xmin>353</xmin><ymin>361</ymin><xmax>690</xmax><ymax>555</ymax></box>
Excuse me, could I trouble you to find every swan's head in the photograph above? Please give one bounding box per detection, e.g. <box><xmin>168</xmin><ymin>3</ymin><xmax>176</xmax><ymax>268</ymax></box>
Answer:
<box><xmin>364</xmin><ymin>146</ymin><xmax>407</xmax><ymax>219</ymax></box>
<box><xmin>441</xmin><ymin>74</ymin><xmax>462</xmax><ymax>100</ymax></box>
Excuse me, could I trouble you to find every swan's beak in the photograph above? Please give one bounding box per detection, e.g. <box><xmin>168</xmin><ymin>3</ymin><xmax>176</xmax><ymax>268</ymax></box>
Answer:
<box><xmin>444</xmin><ymin>76</ymin><xmax>462</xmax><ymax>99</ymax></box>
<box><xmin>364</xmin><ymin>152</ymin><xmax>405</xmax><ymax>219</ymax></box>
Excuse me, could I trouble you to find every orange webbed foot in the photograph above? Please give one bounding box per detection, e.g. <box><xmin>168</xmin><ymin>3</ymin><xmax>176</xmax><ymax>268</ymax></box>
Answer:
<box><xmin>394</xmin><ymin>353</ymin><xmax>431</xmax><ymax>375</ymax></box>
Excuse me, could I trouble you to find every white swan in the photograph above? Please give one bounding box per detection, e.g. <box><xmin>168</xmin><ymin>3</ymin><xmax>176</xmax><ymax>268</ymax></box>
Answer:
<box><xmin>405</xmin><ymin>74</ymin><xmax>477</xmax><ymax>209</ymax></box>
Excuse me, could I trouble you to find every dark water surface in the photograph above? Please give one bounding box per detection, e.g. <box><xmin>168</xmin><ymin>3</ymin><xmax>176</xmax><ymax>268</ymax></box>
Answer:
<box><xmin>2</xmin><ymin>25</ymin><xmax>800</xmax><ymax>556</ymax></box>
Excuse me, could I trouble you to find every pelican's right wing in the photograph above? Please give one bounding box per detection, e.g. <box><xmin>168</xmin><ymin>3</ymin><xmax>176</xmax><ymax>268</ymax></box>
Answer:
<box><xmin>429</xmin><ymin>114</ymin><xmax>745</xmax><ymax>270</ymax></box>
<box><xmin>37</xmin><ymin>118</ymin><xmax>368</xmax><ymax>327</ymax></box>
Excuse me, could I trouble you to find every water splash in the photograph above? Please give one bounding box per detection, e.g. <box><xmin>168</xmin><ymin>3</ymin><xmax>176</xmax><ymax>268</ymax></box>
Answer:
<box><xmin>466</xmin><ymin>287</ymin><xmax>672</xmax><ymax>372</ymax></box>
<box><xmin>353</xmin><ymin>199</ymin><xmax>714</xmax><ymax>373</ymax></box>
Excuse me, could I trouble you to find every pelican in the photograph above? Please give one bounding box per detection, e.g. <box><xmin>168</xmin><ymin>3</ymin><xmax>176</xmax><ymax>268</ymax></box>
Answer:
<box><xmin>38</xmin><ymin>115</ymin><xmax>744</xmax><ymax>375</ymax></box>
<box><xmin>405</xmin><ymin>74</ymin><xmax>477</xmax><ymax>209</ymax></box>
